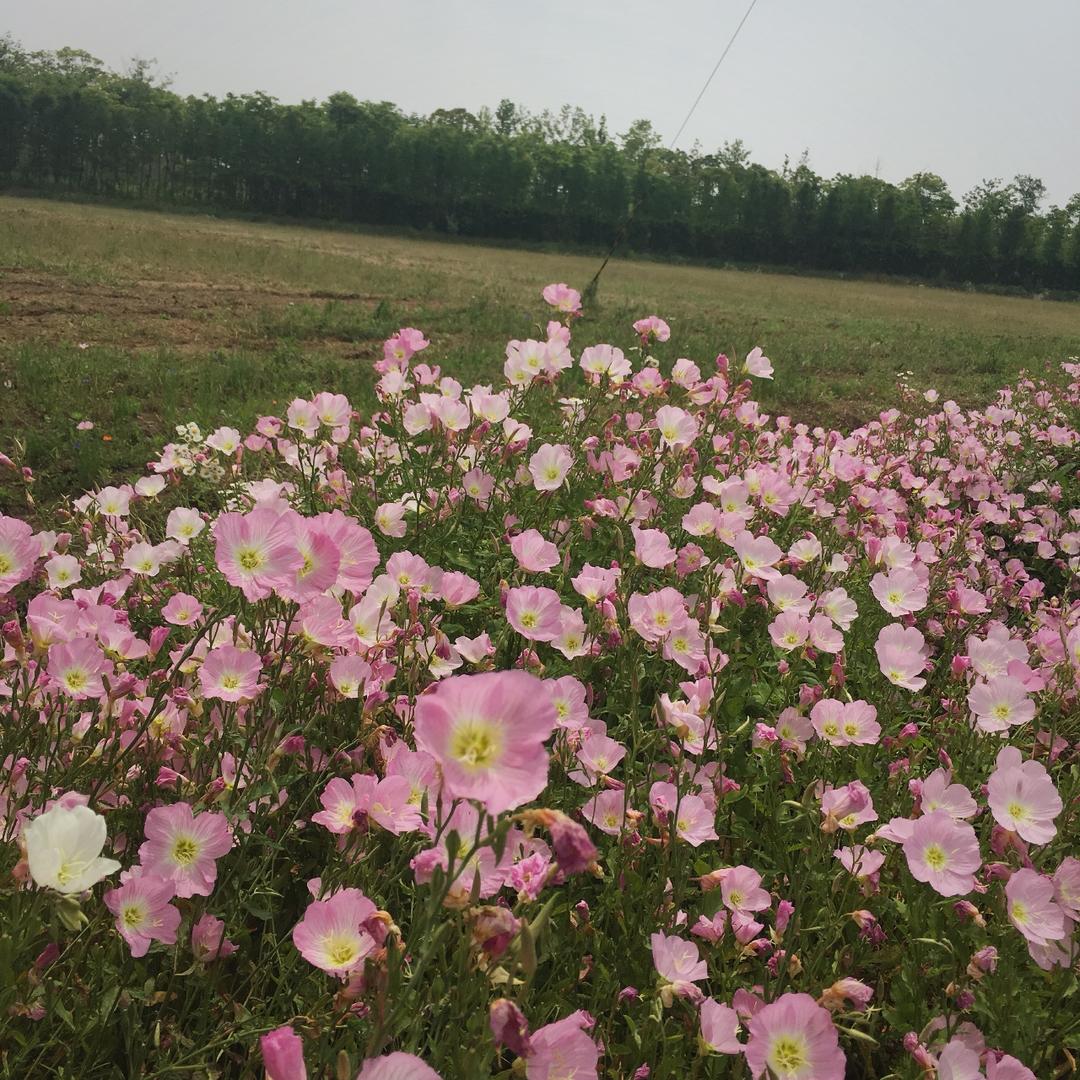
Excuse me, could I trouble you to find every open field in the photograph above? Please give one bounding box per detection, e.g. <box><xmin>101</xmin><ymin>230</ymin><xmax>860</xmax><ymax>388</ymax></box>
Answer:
<box><xmin>2</xmin><ymin>194</ymin><xmax>1080</xmax><ymax>512</ymax></box>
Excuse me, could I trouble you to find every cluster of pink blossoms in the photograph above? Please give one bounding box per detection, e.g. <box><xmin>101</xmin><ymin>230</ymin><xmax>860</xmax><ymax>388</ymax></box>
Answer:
<box><xmin>1</xmin><ymin>282</ymin><xmax>1077</xmax><ymax>1077</ymax></box>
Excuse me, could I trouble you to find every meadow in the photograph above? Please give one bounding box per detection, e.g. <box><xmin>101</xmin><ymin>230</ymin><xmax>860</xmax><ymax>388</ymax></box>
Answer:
<box><xmin>3</xmin><ymin>195</ymin><xmax>1080</xmax><ymax>515</ymax></box>
<box><xmin>0</xmin><ymin>195</ymin><xmax>1078</xmax><ymax>1079</ymax></box>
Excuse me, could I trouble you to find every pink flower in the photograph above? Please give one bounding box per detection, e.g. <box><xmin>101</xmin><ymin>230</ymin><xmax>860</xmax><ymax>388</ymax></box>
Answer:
<box><xmin>651</xmin><ymin>932</ymin><xmax>708</xmax><ymax>991</ymax></box>
<box><xmin>819</xmin><ymin>781</ymin><xmax>876</xmax><ymax>833</ymax></box>
<box><xmin>510</xmin><ymin>529</ymin><xmax>560</xmax><ymax>573</ymax></box>
<box><xmin>649</xmin><ymin>784</ymin><xmax>717</xmax><ymax>846</ymax></box>
<box><xmin>165</xmin><ymin>507</ymin><xmax>205</xmax><ymax>544</ymax></box>
<box><xmin>491</xmin><ymin>998</ymin><xmax>532</xmax><ymax>1055</ymax></box>
<box><xmin>45</xmin><ymin>554</ymin><xmax>81</xmax><ymax>590</ymax></box>
<box><xmin>48</xmin><ymin>638</ymin><xmax>113</xmax><ymax>699</ymax></box>
<box><xmin>542</xmin><ymin>282</ymin><xmax>582</xmax><ymax>315</ymax></box>
<box><xmin>700</xmin><ymin>999</ymin><xmax>742</xmax><ymax>1053</ymax></box>
<box><xmin>316</xmin><ymin>510</ymin><xmax>378</xmax><ymax>594</ymax></box>
<box><xmin>1054</xmin><ymin>857</ymin><xmax>1080</xmax><ymax>918</ymax></box>
<box><xmin>580</xmin><ymin>343</ymin><xmax>631</xmax><ymax>383</ymax></box>
<box><xmin>261</xmin><ymin>1025</ymin><xmax>307</xmax><ymax>1080</ymax></box>
<box><xmin>191</xmin><ymin>912</ymin><xmax>237</xmax><ymax>961</ymax></box>
<box><xmin>819</xmin><ymin>587</ymin><xmax>858</xmax><ymax>630</ymax></box>
<box><xmin>919</xmin><ymin>768</ymin><xmax>977</xmax><ymax>820</ymax></box>
<box><xmin>440</xmin><ymin>571</ymin><xmax>480</xmax><ymax>606</ymax></box>
<box><xmin>139</xmin><ymin>802</ymin><xmax>232</xmax><ymax>898</ymax></box>
<box><xmin>412</xmin><ymin>803</ymin><xmax>508</xmax><ymax>903</ymax></box>
<box><xmin>329</xmin><ymin>655</ymin><xmax>371</xmax><ymax>699</ymax></box>
<box><xmin>987</xmin><ymin>746</ymin><xmax>1061</xmax><ymax>844</ymax></box>
<box><xmin>570</xmin><ymin>565</ymin><xmax>622</xmax><ymax>609</ymax></box>
<box><xmin>414</xmin><ymin>671</ymin><xmax>556</xmax><ymax>814</ymax></box>
<box><xmin>819</xmin><ymin>978</ymin><xmax>874</xmax><ymax>1012</ymax></box>
<box><xmin>986</xmin><ymin>1054</ymin><xmax>1037</xmax><ymax>1080</ymax></box>
<box><xmin>162</xmin><ymin>592</ymin><xmax>203</xmax><ymax>626</ymax></box>
<box><xmin>769</xmin><ymin>612</ymin><xmax>810</xmax><ymax>652</ymax></box>
<box><xmin>356</xmin><ymin>1053</ymin><xmax>441</xmax><ymax>1079</ymax></box>
<box><xmin>526</xmin><ymin>1011</ymin><xmax>599</xmax><ymax>1079</ymax></box>
<box><xmin>1005</xmin><ymin>868</ymin><xmax>1067</xmax><ymax>946</ymax></box>
<box><xmin>937</xmin><ymin>1039</ymin><xmax>981</xmax><ymax>1080</ymax></box>
<box><xmin>719</xmin><ymin>865</ymin><xmax>772</xmax><ymax>914</ymax></box>
<box><xmin>199</xmin><ymin>645</ymin><xmax>263</xmax><ymax>702</ymax></box>
<box><xmin>213</xmin><ymin>509</ymin><xmax>303</xmax><ymax>602</ymax></box>
<box><xmin>767</xmin><ymin>575</ymin><xmax>812</xmax><ymax>614</ymax></box>
<box><xmin>733</xmin><ymin>531</ymin><xmax>783</xmax><ymax>581</ymax></box>
<box><xmin>311</xmin><ymin>774</ymin><xmax>421</xmax><ymax>835</ymax></box>
<box><xmin>546</xmin><ymin>675</ymin><xmax>590</xmax><ymax>729</ymax></box>
<box><xmin>968</xmin><ymin>676</ymin><xmax>1036</xmax><ymax>733</ymax></box>
<box><xmin>744</xmin><ymin>992</ymin><xmax>844</xmax><ymax>1079</ymax></box>
<box><xmin>743</xmin><ymin>347</ymin><xmax>774</xmax><ymax>379</ymax></box>
<box><xmin>279</xmin><ymin>519</ymin><xmax>341</xmax><ymax>603</ymax></box>
<box><xmin>529</xmin><ymin>444</ymin><xmax>573</xmax><ymax>492</ymax></box>
<box><xmin>552</xmin><ymin>607</ymin><xmax>589</xmax><ymax>659</ymax></box>
<box><xmin>633</xmin><ymin>315</ymin><xmax>671</xmax><ymax>344</ymax></box>
<box><xmin>505</xmin><ymin>586</ymin><xmax>563</xmax><ymax>642</ymax></box>
<box><xmin>811</xmin><ymin>699</ymin><xmax>880</xmax><ymax>746</ymax></box>
<box><xmin>103</xmin><ymin>875</ymin><xmax>180</xmax><ymax>957</ymax></box>
<box><xmin>875</xmin><ymin>623</ymin><xmax>928</xmax><ymax>691</ymax></box>
<box><xmin>574</xmin><ymin>734</ymin><xmax>626</xmax><ymax>782</ymax></box>
<box><xmin>833</xmin><ymin>845</ymin><xmax>885</xmax><ymax>888</ymax></box>
<box><xmin>628</xmin><ymin>587</ymin><xmax>688</xmax><ymax>643</ymax></box>
<box><xmin>383</xmin><ymin>326</ymin><xmax>429</xmax><ymax>366</ymax></box>
<box><xmin>901</xmin><ymin>810</ymin><xmax>981</xmax><ymax>897</ymax></box>
<box><xmin>870</xmin><ymin>567</ymin><xmax>928</xmax><ymax>616</ymax></box>
<box><xmin>292</xmin><ymin>887</ymin><xmax>377</xmax><ymax>978</ymax></box>
<box><xmin>654</xmin><ymin>405</ymin><xmax>696</xmax><ymax>450</ymax></box>
<box><xmin>375</xmin><ymin>502</ymin><xmax>408</xmax><ymax>537</ymax></box>
<box><xmin>632</xmin><ymin>526</ymin><xmax>678</xmax><ymax>569</ymax></box>
<box><xmin>581</xmin><ymin>790</ymin><xmax>628</xmax><ymax>836</ymax></box>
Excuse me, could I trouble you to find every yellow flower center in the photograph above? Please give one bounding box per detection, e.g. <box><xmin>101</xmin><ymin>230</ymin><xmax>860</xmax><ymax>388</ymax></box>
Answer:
<box><xmin>324</xmin><ymin>934</ymin><xmax>360</xmax><ymax>968</ymax></box>
<box><xmin>924</xmin><ymin>843</ymin><xmax>947</xmax><ymax>870</ymax></box>
<box><xmin>450</xmin><ymin>720</ymin><xmax>501</xmax><ymax>770</ymax></box>
<box><xmin>770</xmin><ymin>1034</ymin><xmax>809</xmax><ymax>1072</ymax></box>
<box><xmin>237</xmin><ymin>547</ymin><xmax>264</xmax><ymax>572</ymax></box>
<box><xmin>1007</xmin><ymin>801</ymin><xmax>1027</xmax><ymax>822</ymax></box>
<box><xmin>64</xmin><ymin>670</ymin><xmax>88</xmax><ymax>692</ymax></box>
<box><xmin>55</xmin><ymin>858</ymin><xmax>87</xmax><ymax>887</ymax></box>
<box><xmin>172</xmin><ymin>836</ymin><xmax>199</xmax><ymax>865</ymax></box>
<box><xmin>1011</xmin><ymin>900</ymin><xmax>1027</xmax><ymax>925</ymax></box>
<box><xmin>0</xmin><ymin>554</ymin><xmax>11</xmax><ymax>574</ymax></box>
<box><xmin>122</xmin><ymin>903</ymin><xmax>146</xmax><ymax>928</ymax></box>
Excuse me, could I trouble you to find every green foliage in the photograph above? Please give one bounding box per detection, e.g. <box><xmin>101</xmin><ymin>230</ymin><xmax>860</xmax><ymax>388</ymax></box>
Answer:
<box><xmin>2</xmin><ymin>35</ymin><xmax>1080</xmax><ymax>292</ymax></box>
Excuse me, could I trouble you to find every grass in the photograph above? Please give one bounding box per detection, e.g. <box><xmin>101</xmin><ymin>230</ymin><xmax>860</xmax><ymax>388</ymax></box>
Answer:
<box><xmin>3</xmin><ymin>194</ymin><xmax>1080</xmax><ymax>514</ymax></box>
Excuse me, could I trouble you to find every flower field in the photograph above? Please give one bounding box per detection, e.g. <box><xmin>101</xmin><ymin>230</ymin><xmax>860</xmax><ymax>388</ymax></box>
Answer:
<box><xmin>1</xmin><ymin>283</ymin><xmax>1078</xmax><ymax>1078</ymax></box>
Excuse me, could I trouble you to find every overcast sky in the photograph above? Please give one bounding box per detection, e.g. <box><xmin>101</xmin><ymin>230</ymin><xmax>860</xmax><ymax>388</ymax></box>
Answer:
<box><xmin>8</xmin><ymin>0</ymin><xmax>1080</xmax><ymax>205</ymax></box>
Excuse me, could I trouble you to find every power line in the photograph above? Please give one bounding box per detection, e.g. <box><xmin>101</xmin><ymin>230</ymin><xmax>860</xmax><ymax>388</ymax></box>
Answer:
<box><xmin>669</xmin><ymin>0</ymin><xmax>760</xmax><ymax>150</ymax></box>
<box><xmin>583</xmin><ymin>0</ymin><xmax>760</xmax><ymax>301</ymax></box>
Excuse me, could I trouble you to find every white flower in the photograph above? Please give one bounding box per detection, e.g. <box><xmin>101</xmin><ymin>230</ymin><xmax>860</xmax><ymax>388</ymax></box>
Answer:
<box><xmin>23</xmin><ymin>804</ymin><xmax>121</xmax><ymax>895</ymax></box>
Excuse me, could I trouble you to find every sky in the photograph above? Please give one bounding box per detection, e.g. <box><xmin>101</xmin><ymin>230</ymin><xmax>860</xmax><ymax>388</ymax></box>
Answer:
<box><xmin>7</xmin><ymin>0</ymin><xmax>1080</xmax><ymax>206</ymax></box>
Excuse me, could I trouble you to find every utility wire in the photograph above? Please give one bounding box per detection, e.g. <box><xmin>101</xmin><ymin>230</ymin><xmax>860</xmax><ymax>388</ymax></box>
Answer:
<box><xmin>583</xmin><ymin>0</ymin><xmax>760</xmax><ymax>301</ymax></box>
<box><xmin>668</xmin><ymin>0</ymin><xmax>759</xmax><ymax>151</ymax></box>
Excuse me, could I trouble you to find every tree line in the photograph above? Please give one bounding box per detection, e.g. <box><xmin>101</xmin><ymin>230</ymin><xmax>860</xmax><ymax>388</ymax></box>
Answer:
<box><xmin>3</xmin><ymin>36</ymin><xmax>1080</xmax><ymax>294</ymax></box>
